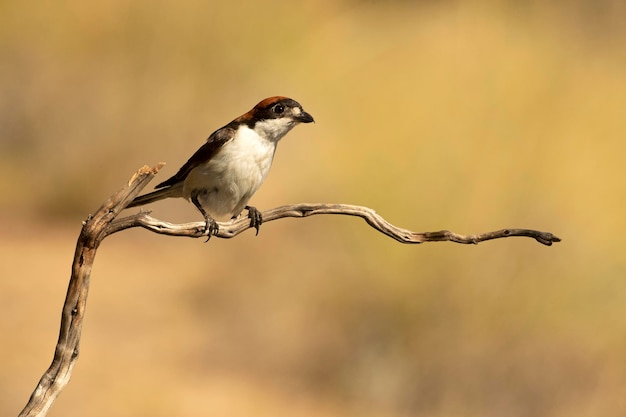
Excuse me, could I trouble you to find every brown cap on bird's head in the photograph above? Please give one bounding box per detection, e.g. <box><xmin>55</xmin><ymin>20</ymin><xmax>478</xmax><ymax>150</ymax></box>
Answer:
<box><xmin>236</xmin><ymin>96</ymin><xmax>315</xmax><ymax>126</ymax></box>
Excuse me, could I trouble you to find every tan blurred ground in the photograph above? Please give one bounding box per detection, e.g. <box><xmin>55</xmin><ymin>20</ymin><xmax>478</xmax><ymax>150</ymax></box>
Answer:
<box><xmin>1</xmin><ymin>1</ymin><xmax>626</xmax><ymax>416</ymax></box>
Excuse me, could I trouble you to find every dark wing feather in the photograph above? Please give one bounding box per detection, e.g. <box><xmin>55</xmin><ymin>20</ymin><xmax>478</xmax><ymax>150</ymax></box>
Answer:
<box><xmin>155</xmin><ymin>126</ymin><xmax>235</xmax><ymax>189</ymax></box>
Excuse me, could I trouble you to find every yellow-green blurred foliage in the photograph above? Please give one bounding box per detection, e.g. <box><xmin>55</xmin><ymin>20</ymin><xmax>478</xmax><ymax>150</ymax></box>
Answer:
<box><xmin>2</xmin><ymin>1</ymin><xmax>626</xmax><ymax>416</ymax></box>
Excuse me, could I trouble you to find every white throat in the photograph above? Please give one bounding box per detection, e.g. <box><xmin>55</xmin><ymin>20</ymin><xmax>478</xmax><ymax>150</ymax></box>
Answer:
<box><xmin>253</xmin><ymin>118</ymin><xmax>298</xmax><ymax>143</ymax></box>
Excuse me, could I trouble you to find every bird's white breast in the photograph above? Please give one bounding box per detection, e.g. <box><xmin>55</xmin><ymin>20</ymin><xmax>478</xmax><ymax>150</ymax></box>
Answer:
<box><xmin>182</xmin><ymin>126</ymin><xmax>277</xmax><ymax>219</ymax></box>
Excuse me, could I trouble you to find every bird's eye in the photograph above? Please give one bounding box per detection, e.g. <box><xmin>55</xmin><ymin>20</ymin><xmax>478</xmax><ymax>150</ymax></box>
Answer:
<box><xmin>273</xmin><ymin>104</ymin><xmax>285</xmax><ymax>114</ymax></box>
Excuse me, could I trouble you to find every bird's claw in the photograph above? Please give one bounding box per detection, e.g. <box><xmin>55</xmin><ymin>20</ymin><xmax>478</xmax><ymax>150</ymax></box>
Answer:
<box><xmin>203</xmin><ymin>217</ymin><xmax>219</xmax><ymax>242</ymax></box>
<box><xmin>246</xmin><ymin>206</ymin><xmax>263</xmax><ymax>236</ymax></box>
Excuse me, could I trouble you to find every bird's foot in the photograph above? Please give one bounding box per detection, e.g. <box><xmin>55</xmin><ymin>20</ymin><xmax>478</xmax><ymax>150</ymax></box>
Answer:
<box><xmin>203</xmin><ymin>216</ymin><xmax>219</xmax><ymax>242</ymax></box>
<box><xmin>246</xmin><ymin>205</ymin><xmax>263</xmax><ymax>236</ymax></box>
<box><xmin>191</xmin><ymin>190</ymin><xmax>219</xmax><ymax>242</ymax></box>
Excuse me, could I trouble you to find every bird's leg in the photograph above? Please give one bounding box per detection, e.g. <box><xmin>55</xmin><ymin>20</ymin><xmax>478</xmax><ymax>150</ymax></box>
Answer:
<box><xmin>191</xmin><ymin>191</ymin><xmax>219</xmax><ymax>241</ymax></box>
<box><xmin>245</xmin><ymin>205</ymin><xmax>263</xmax><ymax>236</ymax></box>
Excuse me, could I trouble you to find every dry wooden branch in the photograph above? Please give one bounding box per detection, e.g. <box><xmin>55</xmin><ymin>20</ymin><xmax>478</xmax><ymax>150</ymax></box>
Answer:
<box><xmin>18</xmin><ymin>164</ymin><xmax>164</xmax><ymax>417</ymax></box>
<box><xmin>19</xmin><ymin>164</ymin><xmax>561</xmax><ymax>417</ymax></box>
<box><xmin>106</xmin><ymin>204</ymin><xmax>560</xmax><ymax>246</ymax></box>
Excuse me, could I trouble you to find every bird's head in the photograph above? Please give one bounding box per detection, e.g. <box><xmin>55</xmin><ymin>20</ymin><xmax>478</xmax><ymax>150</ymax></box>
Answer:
<box><xmin>237</xmin><ymin>96</ymin><xmax>314</xmax><ymax>142</ymax></box>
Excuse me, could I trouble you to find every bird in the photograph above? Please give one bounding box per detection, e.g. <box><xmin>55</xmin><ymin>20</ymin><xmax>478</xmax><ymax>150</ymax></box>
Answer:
<box><xmin>127</xmin><ymin>96</ymin><xmax>314</xmax><ymax>238</ymax></box>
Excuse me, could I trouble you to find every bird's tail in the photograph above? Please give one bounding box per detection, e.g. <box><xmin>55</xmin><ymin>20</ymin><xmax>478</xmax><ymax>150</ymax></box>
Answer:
<box><xmin>127</xmin><ymin>184</ymin><xmax>183</xmax><ymax>208</ymax></box>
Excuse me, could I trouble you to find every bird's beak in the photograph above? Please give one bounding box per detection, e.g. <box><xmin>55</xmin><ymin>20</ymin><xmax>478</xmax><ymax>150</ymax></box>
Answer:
<box><xmin>296</xmin><ymin>111</ymin><xmax>315</xmax><ymax>123</ymax></box>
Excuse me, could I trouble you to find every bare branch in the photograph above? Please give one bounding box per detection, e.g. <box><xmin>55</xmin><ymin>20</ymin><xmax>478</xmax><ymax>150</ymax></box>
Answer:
<box><xmin>18</xmin><ymin>164</ymin><xmax>164</xmax><ymax>417</ymax></box>
<box><xmin>19</xmin><ymin>163</ymin><xmax>560</xmax><ymax>417</ymax></box>
<box><xmin>106</xmin><ymin>204</ymin><xmax>561</xmax><ymax>246</ymax></box>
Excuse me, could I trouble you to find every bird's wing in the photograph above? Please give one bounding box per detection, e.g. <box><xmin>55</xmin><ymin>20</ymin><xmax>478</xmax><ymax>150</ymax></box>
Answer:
<box><xmin>155</xmin><ymin>126</ymin><xmax>235</xmax><ymax>189</ymax></box>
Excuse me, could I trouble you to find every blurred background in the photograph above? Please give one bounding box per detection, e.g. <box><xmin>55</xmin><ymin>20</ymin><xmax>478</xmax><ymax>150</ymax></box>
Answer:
<box><xmin>1</xmin><ymin>0</ymin><xmax>625</xmax><ymax>416</ymax></box>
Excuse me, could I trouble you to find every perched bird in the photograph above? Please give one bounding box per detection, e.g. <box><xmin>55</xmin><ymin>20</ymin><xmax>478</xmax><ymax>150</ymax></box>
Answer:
<box><xmin>127</xmin><ymin>96</ymin><xmax>314</xmax><ymax>238</ymax></box>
